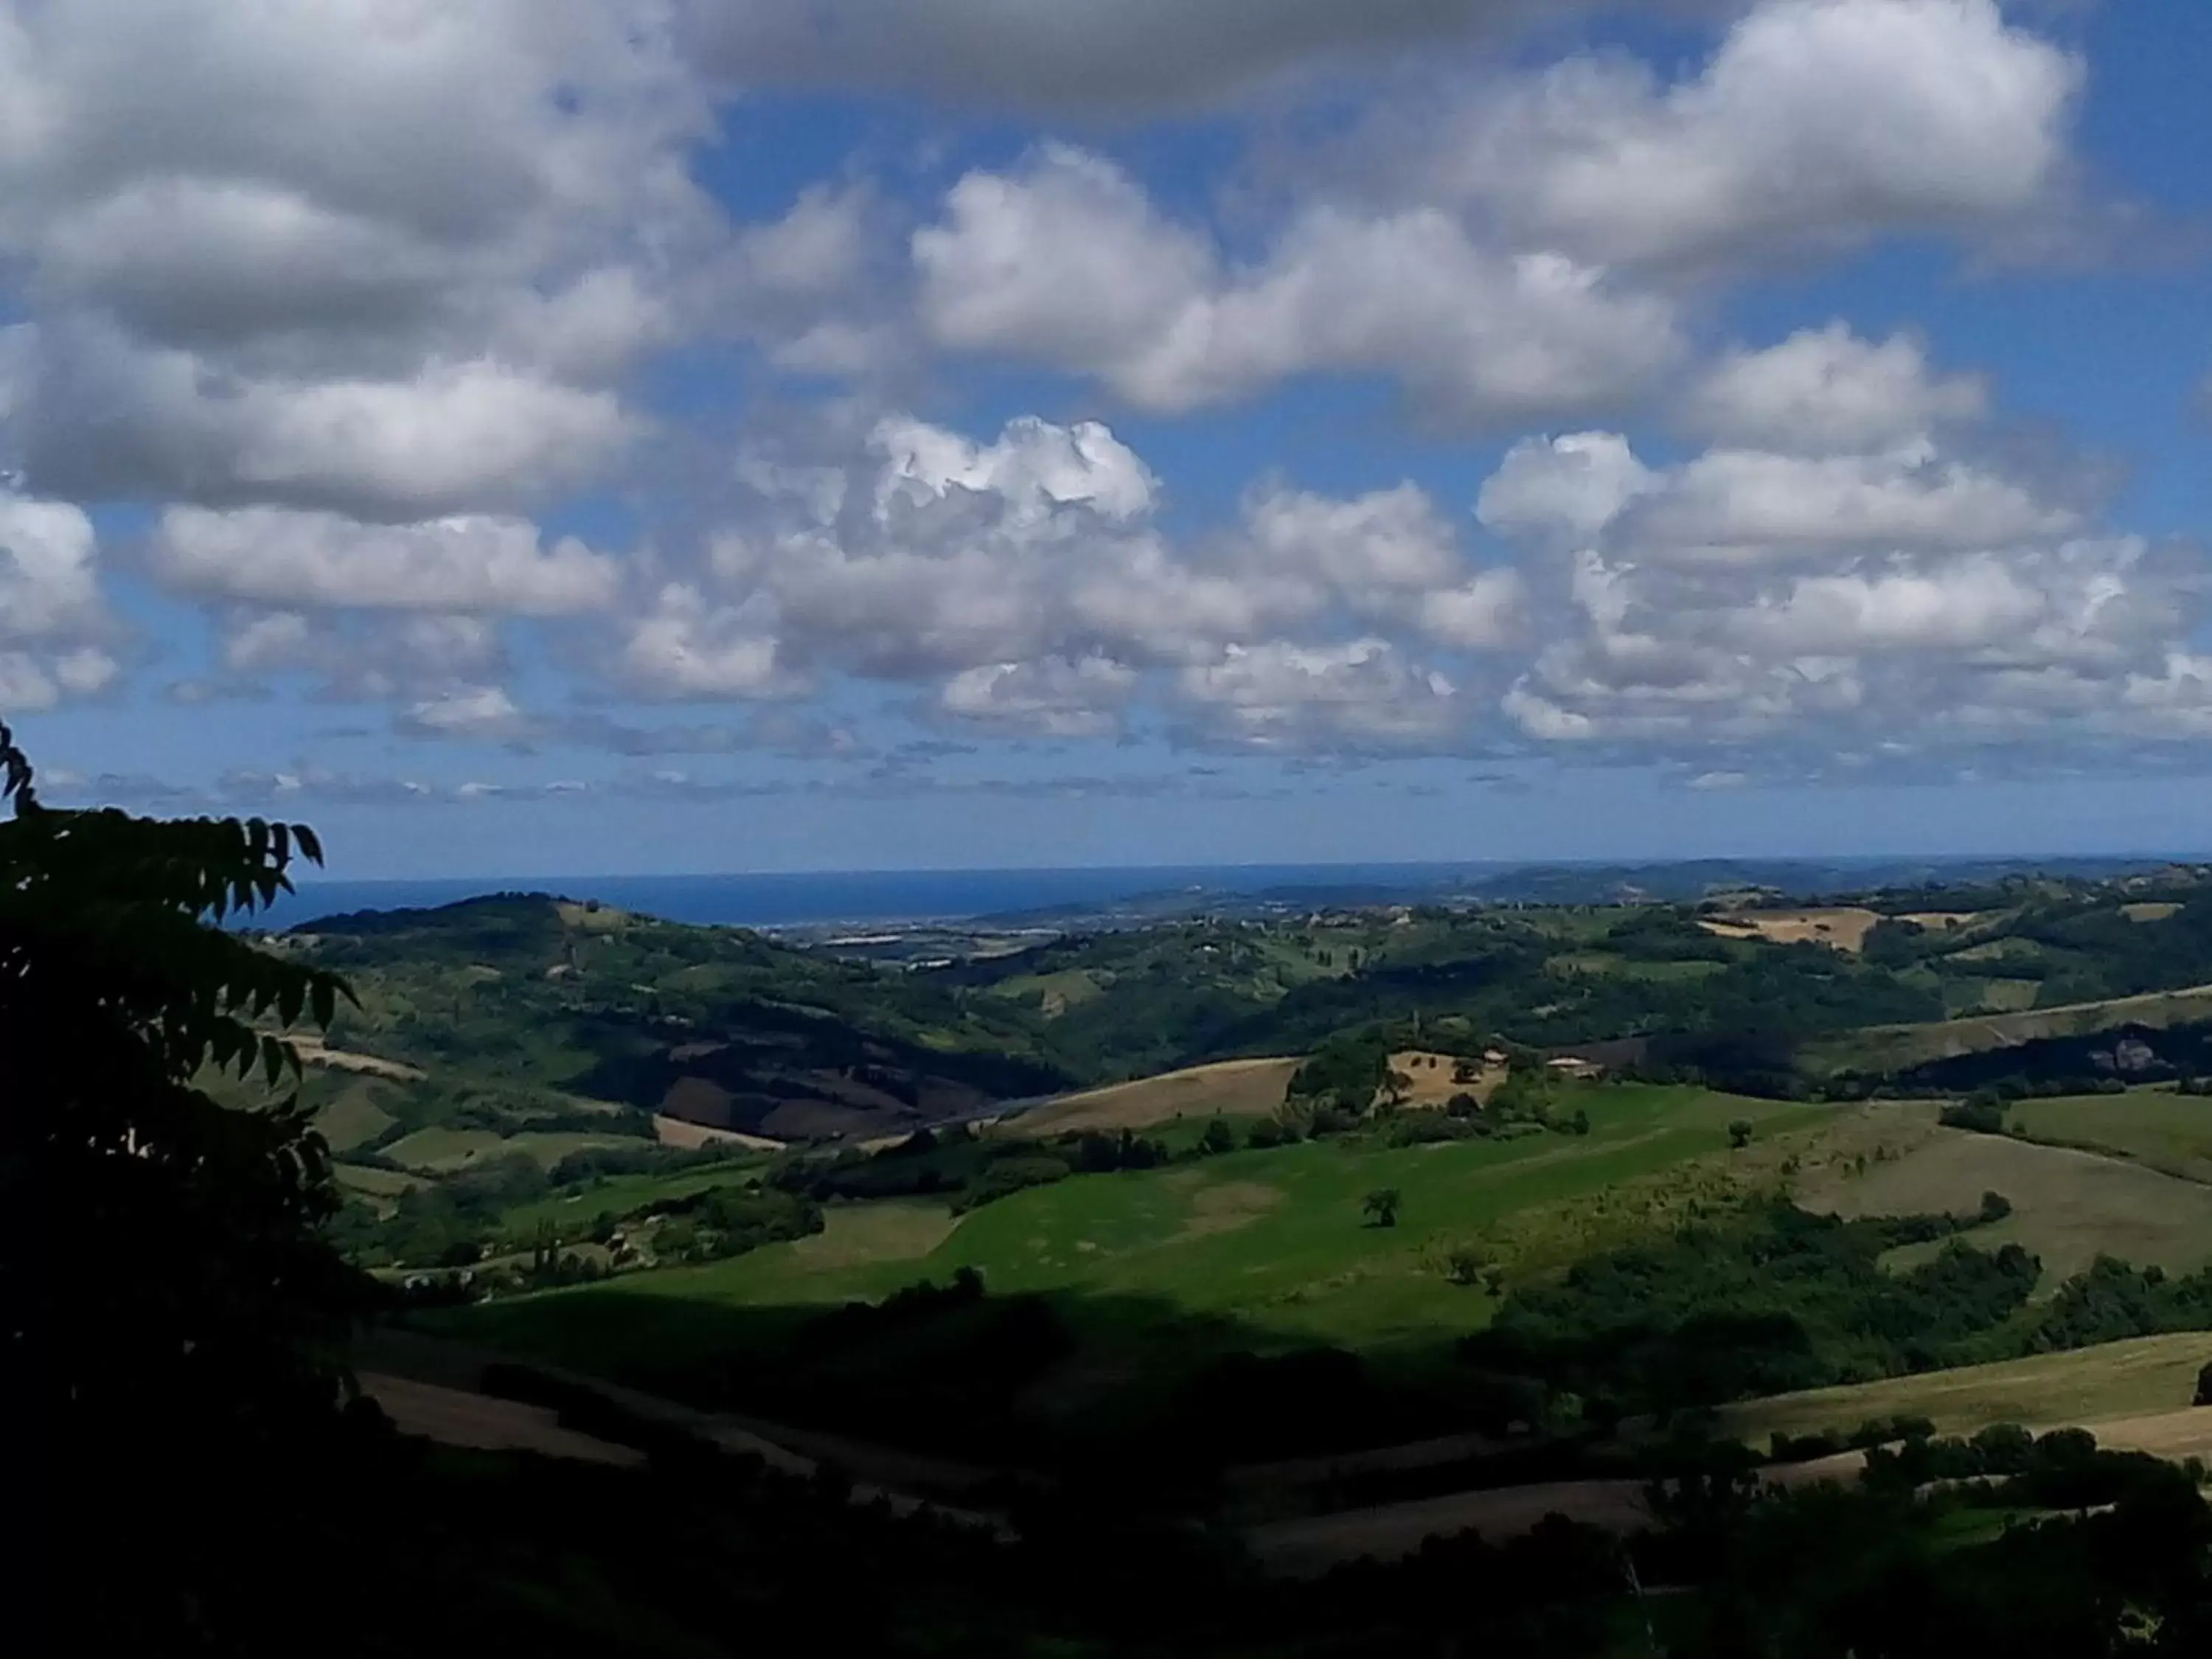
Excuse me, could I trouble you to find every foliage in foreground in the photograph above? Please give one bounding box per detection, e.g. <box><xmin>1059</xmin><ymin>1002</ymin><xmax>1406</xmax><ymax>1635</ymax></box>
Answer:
<box><xmin>0</xmin><ymin>723</ymin><xmax>381</xmax><ymax>1644</ymax></box>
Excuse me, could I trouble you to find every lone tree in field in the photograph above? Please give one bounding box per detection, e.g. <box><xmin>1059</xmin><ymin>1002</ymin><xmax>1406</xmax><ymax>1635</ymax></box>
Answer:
<box><xmin>1363</xmin><ymin>1187</ymin><xmax>1402</xmax><ymax>1228</ymax></box>
<box><xmin>2197</xmin><ymin>1361</ymin><xmax>2212</xmax><ymax>1408</ymax></box>
<box><xmin>1</xmin><ymin>722</ymin><xmax>365</xmax><ymax>1646</ymax></box>
<box><xmin>1729</xmin><ymin>1119</ymin><xmax>1755</xmax><ymax>1150</ymax></box>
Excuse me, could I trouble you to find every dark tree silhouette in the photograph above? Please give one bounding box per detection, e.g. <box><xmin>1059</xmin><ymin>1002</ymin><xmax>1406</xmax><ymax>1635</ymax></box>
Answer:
<box><xmin>1363</xmin><ymin>1187</ymin><xmax>1402</xmax><ymax>1228</ymax></box>
<box><xmin>1</xmin><ymin>723</ymin><xmax>368</xmax><ymax>1647</ymax></box>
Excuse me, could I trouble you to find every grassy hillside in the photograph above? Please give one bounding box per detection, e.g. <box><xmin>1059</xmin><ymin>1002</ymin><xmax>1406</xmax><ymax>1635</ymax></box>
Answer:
<box><xmin>317</xmin><ymin>870</ymin><xmax>2212</xmax><ymax>1480</ymax></box>
<box><xmin>2010</xmin><ymin>1088</ymin><xmax>2212</xmax><ymax>1183</ymax></box>
<box><xmin>1719</xmin><ymin>1332</ymin><xmax>2212</xmax><ymax>1443</ymax></box>
<box><xmin>1805</xmin><ymin>984</ymin><xmax>2212</xmax><ymax>1077</ymax></box>
<box><xmin>1796</xmin><ymin>1109</ymin><xmax>2212</xmax><ymax>1284</ymax></box>
<box><xmin>442</xmin><ymin>1082</ymin><xmax>1825</xmax><ymax>1433</ymax></box>
<box><xmin>954</xmin><ymin>905</ymin><xmax>1947</xmax><ymax>1080</ymax></box>
<box><xmin>291</xmin><ymin>894</ymin><xmax>1075</xmax><ymax>1141</ymax></box>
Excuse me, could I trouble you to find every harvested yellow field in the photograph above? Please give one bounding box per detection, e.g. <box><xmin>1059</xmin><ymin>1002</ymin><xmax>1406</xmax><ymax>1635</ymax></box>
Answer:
<box><xmin>2124</xmin><ymin>902</ymin><xmax>2182</xmax><ymax>922</ymax></box>
<box><xmin>2087</xmin><ymin>1406</ymin><xmax>2212</xmax><ymax>1460</ymax></box>
<box><xmin>1719</xmin><ymin>1334</ymin><xmax>2212</xmax><ymax>1444</ymax></box>
<box><xmin>1697</xmin><ymin>907</ymin><xmax>1884</xmax><ymax>952</ymax></box>
<box><xmin>652</xmin><ymin>1113</ymin><xmax>783</xmax><ymax>1152</ymax></box>
<box><xmin>291</xmin><ymin>1037</ymin><xmax>425</xmax><ymax>1081</ymax></box>
<box><xmin>1899</xmin><ymin>911</ymin><xmax>1985</xmax><ymax>931</ymax></box>
<box><xmin>1009</xmin><ymin>1057</ymin><xmax>1302</xmax><ymax>1136</ymax></box>
<box><xmin>1385</xmin><ymin>1051</ymin><xmax>1503</xmax><ymax>1108</ymax></box>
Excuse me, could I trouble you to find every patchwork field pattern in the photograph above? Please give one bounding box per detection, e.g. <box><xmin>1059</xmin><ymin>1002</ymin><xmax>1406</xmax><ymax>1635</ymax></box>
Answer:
<box><xmin>1798</xmin><ymin>1115</ymin><xmax>2212</xmax><ymax>1284</ymax></box>
<box><xmin>453</xmin><ymin>1084</ymin><xmax>1830</xmax><ymax>1371</ymax></box>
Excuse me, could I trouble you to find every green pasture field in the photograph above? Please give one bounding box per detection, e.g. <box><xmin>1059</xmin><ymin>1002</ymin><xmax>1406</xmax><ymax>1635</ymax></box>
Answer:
<box><xmin>489</xmin><ymin>1157</ymin><xmax>771</xmax><ymax>1242</ymax></box>
<box><xmin>501</xmin><ymin>1130</ymin><xmax>657</xmax><ymax>1168</ymax></box>
<box><xmin>2009</xmin><ymin>1088</ymin><xmax>2212</xmax><ymax>1184</ymax></box>
<box><xmin>382</xmin><ymin>1126</ymin><xmax>507</xmax><ymax>1171</ymax></box>
<box><xmin>1941</xmin><ymin>977</ymin><xmax>2043</xmax><ymax>1018</ymax></box>
<box><xmin>1800</xmin><ymin>1114</ymin><xmax>2212</xmax><ymax>1284</ymax></box>
<box><xmin>985</xmin><ymin>967</ymin><xmax>1107</xmax><ymax>1014</ymax></box>
<box><xmin>446</xmin><ymin>1083</ymin><xmax>1828</xmax><ymax>1374</ymax></box>
<box><xmin>382</xmin><ymin>1126</ymin><xmax>644</xmax><ymax>1173</ymax></box>
<box><xmin>333</xmin><ymin>1163</ymin><xmax>420</xmax><ymax>1200</ymax></box>
<box><xmin>1548</xmin><ymin>953</ymin><xmax>1728</xmax><ymax>982</ymax></box>
<box><xmin>311</xmin><ymin>1078</ymin><xmax>397</xmax><ymax>1152</ymax></box>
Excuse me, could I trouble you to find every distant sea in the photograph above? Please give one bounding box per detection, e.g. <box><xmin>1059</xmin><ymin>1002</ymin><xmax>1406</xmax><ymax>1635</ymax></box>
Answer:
<box><xmin>251</xmin><ymin>853</ymin><xmax>2191</xmax><ymax>935</ymax></box>
<box><xmin>254</xmin><ymin>863</ymin><xmax>1512</xmax><ymax>932</ymax></box>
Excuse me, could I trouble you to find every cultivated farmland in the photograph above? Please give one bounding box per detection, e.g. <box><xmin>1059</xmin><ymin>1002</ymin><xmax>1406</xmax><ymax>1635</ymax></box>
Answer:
<box><xmin>1007</xmin><ymin>1057</ymin><xmax>1303</xmax><ymax>1136</ymax></box>
<box><xmin>1719</xmin><ymin>1332</ymin><xmax>2212</xmax><ymax>1444</ymax></box>
<box><xmin>1798</xmin><ymin>1114</ymin><xmax>2212</xmax><ymax>1284</ymax></box>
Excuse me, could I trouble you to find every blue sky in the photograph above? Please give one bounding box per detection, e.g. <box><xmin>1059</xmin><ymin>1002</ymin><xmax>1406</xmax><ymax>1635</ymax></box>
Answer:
<box><xmin>1</xmin><ymin>0</ymin><xmax>2207</xmax><ymax>877</ymax></box>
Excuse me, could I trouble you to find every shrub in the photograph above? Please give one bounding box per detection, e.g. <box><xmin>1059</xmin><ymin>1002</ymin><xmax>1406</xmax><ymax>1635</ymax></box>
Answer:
<box><xmin>1940</xmin><ymin>1099</ymin><xmax>2009</xmax><ymax>1134</ymax></box>
<box><xmin>951</xmin><ymin>1155</ymin><xmax>1072</xmax><ymax>1213</ymax></box>
<box><xmin>1388</xmin><ymin>1113</ymin><xmax>1481</xmax><ymax>1147</ymax></box>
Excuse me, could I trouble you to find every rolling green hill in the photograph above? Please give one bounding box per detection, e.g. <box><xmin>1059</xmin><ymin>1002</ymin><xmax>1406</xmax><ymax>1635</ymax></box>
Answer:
<box><xmin>299</xmin><ymin>870</ymin><xmax>2212</xmax><ymax>1476</ymax></box>
<box><xmin>287</xmin><ymin>894</ymin><xmax>1075</xmax><ymax>1140</ymax></box>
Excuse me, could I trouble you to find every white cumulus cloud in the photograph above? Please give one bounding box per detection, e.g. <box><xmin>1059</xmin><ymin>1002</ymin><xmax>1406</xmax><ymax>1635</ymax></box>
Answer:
<box><xmin>939</xmin><ymin>655</ymin><xmax>1138</xmax><ymax>738</ymax></box>
<box><xmin>150</xmin><ymin>508</ymin><xmax>622</xmax><ymax>616</ymax></box>
<box><xmin>1176</xmin><ymin>638</ymin><xmax>1463</xmax><ymax>751</ymax></box>
<box><xmin>1408</xmin><ymin>0</ymin><xmax>2081</xmax><ymax>268</ymax></box>
<box><xmin>1683</xmin><ymin>323</ymin><xmax>1988</xmax><ymax>453</ymax></box>
<box><xmin>916</xmin><ymin>148</ymin><xmax>1683</xmax><ymax>424</ymax></box>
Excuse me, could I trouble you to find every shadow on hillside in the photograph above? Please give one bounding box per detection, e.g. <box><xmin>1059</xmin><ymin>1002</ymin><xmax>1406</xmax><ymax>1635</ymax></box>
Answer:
<box><xmin>408</xmin><ymin>1276</ymin><xmax>1498</xmax><ymax>1502</ymax></box>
